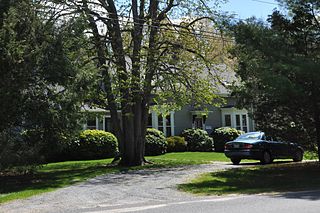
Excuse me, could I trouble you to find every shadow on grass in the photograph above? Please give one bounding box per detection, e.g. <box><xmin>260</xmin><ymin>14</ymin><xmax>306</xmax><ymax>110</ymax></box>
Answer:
<box><xmin>179</xmin><ymin>162</ymin><xmax>320</xmax><ymax>200</ymax></box>
<box><xmin>0</xmin><ymin>164</ymin><xmax>127</xmax><ymax>195</ymax></box>
<box><xmin>0</xmin><ymin>160</ymin><xmax>192</xmax><ymax>196</ymax></box>
<box><xmin>227</xmin><ymin>160</ymin><xmax>294</xmax><ymax>166</ymax></box>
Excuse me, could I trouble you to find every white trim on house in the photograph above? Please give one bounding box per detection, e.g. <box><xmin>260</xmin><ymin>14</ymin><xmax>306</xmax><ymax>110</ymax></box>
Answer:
<box><xmin>170</xmin><ymin>111</ymin><xmax>175</xmax><ymax>136</ymax></box>
<box><xmin>151</xmin><ymin>111</ymin><xmax>158</xmax><ymax>129</ymax></box>
<box><xmin>149</xmin><ymin>111</ymin><xmax>175</xmax><ymax>137</ymax></box>
<box><xmin>221</xmin><ymin>108</ymin><xmax>249</xmax><ymax>132</ymax></box>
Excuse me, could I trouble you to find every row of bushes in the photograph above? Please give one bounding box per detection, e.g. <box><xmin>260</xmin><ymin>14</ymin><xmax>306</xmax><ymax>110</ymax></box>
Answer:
<box><xmin>145</xmin><ymin>128</ymin><xmax>214</xmax><ymax>155</ymax></box>
<box><xmin>58</xmin><ymin>127</ymin><xmax>243</xmax><ymax>160</ymax></box>
<box><xmin>146</xmin><ymin>127</ymin><xmax>243</xmax><ymax>155</ymax></box>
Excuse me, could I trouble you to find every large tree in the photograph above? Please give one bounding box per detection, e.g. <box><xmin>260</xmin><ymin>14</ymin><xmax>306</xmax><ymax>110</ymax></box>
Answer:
<box><xmin>230</xmin><ymin>0</ymin><xmax>320</xmax><ymax>158</ymax></box>
<box><xmin>49</xmin><ymin>0</ymin><xmax>231</xmax><ymax>166</ymax></box>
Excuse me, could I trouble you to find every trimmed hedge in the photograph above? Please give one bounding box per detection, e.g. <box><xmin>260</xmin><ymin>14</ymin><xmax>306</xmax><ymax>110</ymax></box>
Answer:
<box><xmin>67</xmin><ymin>130</ymin><xmax>118</xmax><ymax>160</ymax></box>
<box><xmin>166</xmin><ymin>136</ymin><xmax>187</xmax><ymax>152</ymax></box>
<box><xmin>145</xmin><ymin>128</ymin><xmax>167</xmax><ymax>156</ymax></box>
<box><xmin>182</xmin><ymin>128</ymin><xmax>214</xmax><ymax>152</ymax></box>
<box><xmin>211</xmin><ymin>127</ymin><xmax>244</xmax><ymax>152</ymax></box>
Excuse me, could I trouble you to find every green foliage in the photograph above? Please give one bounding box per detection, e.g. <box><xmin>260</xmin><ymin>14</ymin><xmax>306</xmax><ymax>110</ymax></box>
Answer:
<box><xmin>145</xmin><ymin>128</ymin><xmax>168</xmax><ymax>156</ymax></box>
<box><xmin>230</xmin><ymin>0</ymin><xmax>320</xmax><ymax>154</ymax></box>
<box><xmin>66</xmin><ymin>130</ymin><xmax>118</xmax><ymax>160</ymax></box>
<box><xmin>0</xmin><ymin>129</ymin><xmax>42</xmax><ymax>172</ymax></box>
<box><xmin>211</xmin><ymin>127</ymin><xmax>244</xmax><ymax>152</ymax></box>
<box><xmin>166</xmin><ymin>136</ymin><xmax>187</xmax><ymax>152</ymax></box>
<box><xmin>182</xmin><ymin>129</ymin><xmax>214</xmax><ymax>152</ymax></box>
<box><xmin>0</xmin><ymin>1</ymin><xmax>96</xmax><ymax>169</ymax></box>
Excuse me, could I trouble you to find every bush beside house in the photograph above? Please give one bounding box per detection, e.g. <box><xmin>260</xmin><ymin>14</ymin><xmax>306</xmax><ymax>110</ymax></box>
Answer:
<box><xmin>182</xmin><ymin>129</ymin><xmax>214</xmax><ymax>152</ymax></box>
<box><xmin>145</xmin><ymin>128</ymin><xmax>168</xmax><ymax>156</ymax></box>
<box><xmin>65</xmin><ymin>130</ymin><xmax>118</xmax><ymax>160</ymax></box>
<box><xmin>166</xmin><ymin>136</ymin><xmax>187</xmax><ymax>152</ymax></box>
<box><xmin>211</xmin><ymin>127</ymin><xmax>243</xmax><ymax>152</ymax></box>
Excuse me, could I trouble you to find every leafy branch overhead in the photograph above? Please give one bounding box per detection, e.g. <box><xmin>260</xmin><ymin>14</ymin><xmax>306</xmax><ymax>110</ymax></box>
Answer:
<box><xmin>47</xmin><ymin>0</ymin><xmax>231</xmax><ymax>109</ymax></box>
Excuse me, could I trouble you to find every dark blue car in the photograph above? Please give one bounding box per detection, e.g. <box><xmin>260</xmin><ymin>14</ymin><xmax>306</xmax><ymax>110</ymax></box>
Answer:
<box><xmin>224</xmin><ymin>132</ymin><xmax>304</xmax><ymax>165</ymax></box>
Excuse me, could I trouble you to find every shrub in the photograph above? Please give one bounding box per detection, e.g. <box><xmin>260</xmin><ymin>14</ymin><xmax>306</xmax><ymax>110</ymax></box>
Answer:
<box><xmin>211</xmin><ymin>127</ymin><xmax>244</xmax><ymax>152</ymax></box>
<box><xmin>67</xmin><ymin>130</ymin><xmax>118</xmax><ymax>160</ymax></box>
<box><xmin>0</xmin><ymin>128</ymin><xmax>43</xmax><ymax>173</ymax></box>
<box><xmin>166</xmin><ymin>136</ymin><xmax>187</xmax><ymax>152</ymax></box>
<box><xmin>182</xmin><ymin>129</ymin><xmax>214</xmax><ymax>152</ymax></box>
<box><xmin>145</xmin><ymin>128</ymin><xmax>167</xmax><ymax>156</ymax></box>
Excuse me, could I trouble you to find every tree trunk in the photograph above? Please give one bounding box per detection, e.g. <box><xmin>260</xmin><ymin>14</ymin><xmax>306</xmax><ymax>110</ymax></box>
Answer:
<box><xmin>82</xmin><ymin>0</ymin><xmax>125</xmax><ymax>153</ymax></box>
<box><xmin>313</xmin><ymin>103</ymin><xmax>320</xmax><ymax>161</ymax></box>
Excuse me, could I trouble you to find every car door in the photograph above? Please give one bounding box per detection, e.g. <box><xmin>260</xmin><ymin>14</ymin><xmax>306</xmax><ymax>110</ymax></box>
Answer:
<box><xmin>265</xmin><ymin>136</ymin><xmax>280</xmax><ymax>157</ymax></box>
<box><xmin>275</xmin><ymin>140</ymin><xmax>290</xmax><ymax>158</ymax></box>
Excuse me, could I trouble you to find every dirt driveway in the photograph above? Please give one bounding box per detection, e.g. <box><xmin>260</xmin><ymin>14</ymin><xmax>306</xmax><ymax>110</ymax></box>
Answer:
<box><xmin>0</xmin><ymin>162</ymin><xmax>238</xmax><ymax>213</ymax></box>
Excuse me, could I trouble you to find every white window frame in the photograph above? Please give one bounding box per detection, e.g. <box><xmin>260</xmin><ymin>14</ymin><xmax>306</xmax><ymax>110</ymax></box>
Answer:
<box><xmin>84</xmin><ymin>116</ymin><xmax>109</xmax><ymax>131</ymax></box>
<box><xmin>149</xmin><ymin>111</ymin><xmax>175</xmax><ymax>136</ymax></box>
<box><xmin>221</xmin><ymin>108</ymin><xmax>250</xmax><ymax>132</ymax></box>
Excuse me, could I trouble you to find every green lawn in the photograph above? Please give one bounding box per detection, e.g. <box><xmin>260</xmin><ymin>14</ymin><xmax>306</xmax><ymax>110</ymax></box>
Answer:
<box><xmin>147</xmin><ymin>152</ymin><xmax>228</xmax><ymax>165</ymax></box>
<box><xmin>0</xmin><ymin>152</ymin><xmax>227</xmax><ymax>204</ymax></box>
<box><xmin>178</xmin><ymin>162</ymin><xmax>320</xmax><ymax>195</ymax></box>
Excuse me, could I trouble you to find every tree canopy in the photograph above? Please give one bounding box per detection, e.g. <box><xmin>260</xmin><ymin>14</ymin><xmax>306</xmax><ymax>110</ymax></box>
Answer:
<box><xmin>0</xmin><ymin>0</ymin><xmax>94</xmax><ymax>169</ymax></box>
<box><xmin>231</xmin><ymin>0</ymin><xmax>320</xmax><ymax>158</ymax></box>
<box><xmin>45</xmin><ymin>0</ymin><xmax>232</xmax><ymax>166</ymax></box>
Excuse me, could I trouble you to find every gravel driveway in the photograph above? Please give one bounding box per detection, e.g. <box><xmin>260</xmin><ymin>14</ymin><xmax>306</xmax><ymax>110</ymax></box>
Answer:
<box><xmin>0</xmin><ymin>162</ymin><xmax>238</xmax><ymax>213</ymax></box>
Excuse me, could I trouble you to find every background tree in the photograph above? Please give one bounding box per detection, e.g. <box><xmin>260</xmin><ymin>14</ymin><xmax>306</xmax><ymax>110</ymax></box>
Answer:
<box><xmin>0</xmin><ymin>0</ymin><xmax>94</xmax><ymax>170</ymax></box>
<box><xmin>230</xmin><ymin>0</ymin><xmax>320</xmax><ymax>159</ymax></box>
<box><xmin>48</xmin><ymin>0</ymin><xmax>231</xmax><ymax>166</ymax></box>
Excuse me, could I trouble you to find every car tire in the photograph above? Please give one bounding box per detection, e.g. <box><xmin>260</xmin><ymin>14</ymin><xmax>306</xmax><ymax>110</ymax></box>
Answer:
<box><xmin>260</xmin><ymin>151</ymin><xmax>272</xmax><ymax>164</ymax></box>
<box><xmin>293</xmin><ymin>150</ymin><xmax>303</xmax><ymax>162</ymax></box>
<box><xmin>231</xmin><ymin>158</ymin><xmax>241</xmax><ymax>165</ymax></box>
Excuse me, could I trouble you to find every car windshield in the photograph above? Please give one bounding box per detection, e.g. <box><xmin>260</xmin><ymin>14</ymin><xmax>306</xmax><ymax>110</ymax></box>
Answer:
<box><xmin>236</xmin><ymin>132</ymin><xmax>262</xmax><ymax>140</ymax></box>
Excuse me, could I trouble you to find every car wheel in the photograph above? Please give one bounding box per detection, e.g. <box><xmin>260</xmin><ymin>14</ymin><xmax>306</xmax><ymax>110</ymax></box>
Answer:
<box><xmin>293</xmin><ymin>150</ymin><xmax>303</xmax><ymax>162</ymax></box>
<box><xmin>231</xmin><ymin>158</ymin><xmax>241</xmax><ymax>165</ymax></box>
<box><xmin>260</xmin><ymin>151</ymin><xmax>272</xmax><ymax>164</ymax></box>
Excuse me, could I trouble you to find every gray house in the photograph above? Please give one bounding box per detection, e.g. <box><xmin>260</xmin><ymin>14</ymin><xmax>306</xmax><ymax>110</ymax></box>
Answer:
<box><xmin>82</xmin><ymin>71</ymin><xmax>255</xmax><ymax>136</ymax></box>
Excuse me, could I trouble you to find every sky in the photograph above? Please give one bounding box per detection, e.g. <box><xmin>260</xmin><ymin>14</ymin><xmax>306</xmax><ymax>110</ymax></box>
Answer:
<box><xmin>219</xmin><ymin>0</ymin><xmax>281</xmax><ymax>21</ymax></box>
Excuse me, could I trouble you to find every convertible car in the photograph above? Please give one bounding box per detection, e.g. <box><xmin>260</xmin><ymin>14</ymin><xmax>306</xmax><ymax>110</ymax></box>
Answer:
<box><xmin>224</xmin><ymin>132</ymin><xmax>304</xmax><ymax>165</ymax></box>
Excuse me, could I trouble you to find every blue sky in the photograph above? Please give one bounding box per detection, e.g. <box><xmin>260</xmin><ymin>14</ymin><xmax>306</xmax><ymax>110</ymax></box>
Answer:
<box><xmin>219</xmin><ymin>0</ymin><xmax>281</xmax><ymax>21</ymax></box>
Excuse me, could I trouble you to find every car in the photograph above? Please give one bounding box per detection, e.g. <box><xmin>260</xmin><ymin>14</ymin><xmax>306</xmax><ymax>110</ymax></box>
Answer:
<box><xmin>224</xmin><ymin>131</ymin><xmax>304</xmax><ymax>165</ymax></box>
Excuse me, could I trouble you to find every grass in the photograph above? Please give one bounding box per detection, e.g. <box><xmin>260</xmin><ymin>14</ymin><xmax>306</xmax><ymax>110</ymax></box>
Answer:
<box><xmin>178</xmin><ymin>162</ymin><xmax>320</xmax><ymax>195</ymax></box>
<box><xmin>0</xmin><ymin>152</ymin><xmax>227</xmax><ymax>204</ymax></box>
<box><xmin>0</xmin><ymin>158</ymin><xmax>115</xmax><ymax>204</ymax></box>
<box><xmin>147</xmin><ymin>152</ymin><xmax>229</xmax><ymax>165</ymax></box>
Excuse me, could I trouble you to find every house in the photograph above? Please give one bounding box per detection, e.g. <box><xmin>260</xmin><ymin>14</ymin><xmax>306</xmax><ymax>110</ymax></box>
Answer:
<box><xmin>82</xmin><ymin>70</ymin><xmax>255</xmax><ymax>136</ymax></box>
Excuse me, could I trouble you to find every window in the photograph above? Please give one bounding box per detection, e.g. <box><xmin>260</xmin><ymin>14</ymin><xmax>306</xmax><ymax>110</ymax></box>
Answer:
<box><xmin>165</xmin><ymin>114</ymin><xmax>172</xmax><ymax>137</ymax></box>
<box><xmin>222</xmin><ymin>108</ymin><xmax>250</xmax><ymax>132</ymax></box>
<box><xmin>235</xmin><ymin>114</ymin><xmax>241</xmax><ymax>130</ymax></box>
<box><xmin>225</xmin><ymin>114</ymin><xmax>231</xmax><ymax>126</ymax></box>
<box><xmin>85</xmin><ymin>116</ymin><xmax>109</xmax><ymax>131</ymax></box>
<box><xmin>86</xmin><ymin>118</ymin><xmax>97</xmax><ymax>129</ymax></box>
<box><xmin>147</xmin><ymin>111</ymin><xmax>175</xmax><ymax>136</ymax></box>
<box><xmin>242</xmin><ymin>114</ymin><xmax>248</xmax><ymax>132</ymax></box>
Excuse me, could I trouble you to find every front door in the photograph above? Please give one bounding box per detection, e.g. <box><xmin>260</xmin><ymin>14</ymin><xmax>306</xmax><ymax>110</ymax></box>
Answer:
<box><xmin>194</xmin><ymin>117</ymin><xmax>204</xmax><ymax>129</ymax></box>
